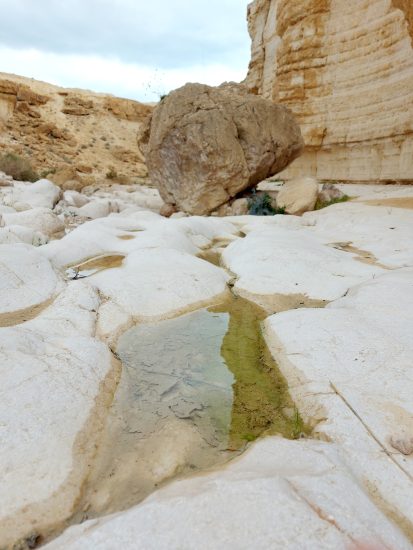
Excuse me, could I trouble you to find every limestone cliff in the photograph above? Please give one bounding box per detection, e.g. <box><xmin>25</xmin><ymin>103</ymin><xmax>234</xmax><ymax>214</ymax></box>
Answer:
<box><xmin>246</xmin><ymin>0</ymin><xmax>413</xmax><ymax>182</ymax></box>
<box><xmin>0</xmin><ymin>72</ymin><xmax>152</xmax><ymax>187</ymax></box>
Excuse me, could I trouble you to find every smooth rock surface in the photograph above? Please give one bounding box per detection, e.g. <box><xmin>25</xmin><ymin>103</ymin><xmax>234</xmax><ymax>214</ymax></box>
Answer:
<box><xmin>90</xmin><ymin>248</ymin><xmax>229</xmax><ymax>326</ymax></box>
<box><xmin>1</xmin><ymin>207</ymin><xmax>64</xmax><ymax>237</ymax></box>
<box><xmin>0</xmin><ymin>283</ymin><xmax>115</xmax><ymax>548</ymax></box>
<box><xmin>0</xmin><ymin>225</ymin><xmax>48</xmax><ymax>246</ymax></box>
<box><xmin>3</xmin><ymin>179</ymin><xmax>61</xmax><ymax>210</ymax></box>
<box><xmin>0</xmin><ymin>244</ymin><xmax>61</xmax><ymax>325</ymax></box>
<box><xmin>44</xmin><ymin>438</ymin><xmax>412</xmax><ymax>550</ymax></box>
<box><xmin>145</xmin><ymin>82</ymin><xmax>303</xmax><ymax>215</ymax></box>
<box><xmin>264</xmin><ymin>269</ymin><xmax>413</xmax><ymax>535</ymax></box>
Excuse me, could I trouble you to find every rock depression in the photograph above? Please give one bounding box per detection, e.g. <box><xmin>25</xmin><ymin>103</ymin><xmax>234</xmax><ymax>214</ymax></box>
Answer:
<box><xmin>246</xmin><ymin>0</ymin><xmax>413</xmax><ymax>183</ymax></box>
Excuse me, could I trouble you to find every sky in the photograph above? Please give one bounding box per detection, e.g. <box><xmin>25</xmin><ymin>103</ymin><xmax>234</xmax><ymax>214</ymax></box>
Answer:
<box><xmin>0</xmin><ymin>0</ymin><xmax>252</xmax><ymax>102</ymax></box>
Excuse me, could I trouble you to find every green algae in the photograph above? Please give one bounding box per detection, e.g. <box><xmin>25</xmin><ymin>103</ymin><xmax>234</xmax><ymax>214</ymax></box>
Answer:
<box><xmin>210</xmin><ymin>295</ymin><xmax>308</xmax><ymax>448</ymax></box>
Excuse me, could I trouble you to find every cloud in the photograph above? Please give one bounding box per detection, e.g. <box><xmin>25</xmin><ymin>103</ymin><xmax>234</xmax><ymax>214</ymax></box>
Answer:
<box><xmin>0</xmin><ymin>0</ymin><xmax>251</xmax><ymax>69</ymax></box>
<box><xmin>0</xmin><ymin>47</ymin><xmax>247</xmax><ymax>102</ymax></box>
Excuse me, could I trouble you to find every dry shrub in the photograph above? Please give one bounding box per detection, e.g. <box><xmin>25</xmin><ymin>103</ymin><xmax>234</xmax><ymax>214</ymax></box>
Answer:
<box><xmin>0</xmin><ymin>152</ymin><xmax>39</xmax><ymax>182</ymax></box>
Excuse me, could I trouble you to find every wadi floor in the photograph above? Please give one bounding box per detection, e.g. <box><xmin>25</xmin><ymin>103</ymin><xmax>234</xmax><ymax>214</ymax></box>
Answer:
<box><xmin>1</xmin><ymin>175</ymin><xmax>413</xmax><ymax>549</ymax></box>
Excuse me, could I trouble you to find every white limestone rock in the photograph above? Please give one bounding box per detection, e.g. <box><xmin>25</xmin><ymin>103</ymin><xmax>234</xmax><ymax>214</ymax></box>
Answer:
<box><xmin>4</xmin><ymin>179</ymin><xmax>61</xmax><ymax>210</ymax></box>
<box><xmin>222</xmin><ymin>224</ymin><xmax>384</xmax><ymax>311</ymax></box>
<box><xmin>1</xmin><ymin>207</ymin><xmax>64</xmax><ymax>237</ymax></box>
<box><xmin>90</xmin><ymin>248</ymin><xmax>230</xmax><ymax>323</ymax></box>
<box><xmin>264</xmin><ymin>269</ymin><xmax>413</xmax><ymax>532</ymax></box>
<box><xmin>44</xmin><ymin>438</ymin><xmax>412</xmax><ymax>550</ymax></box>
<box><xmin>0</xmin><ymin>244</ymin><xmax>61</xmax><ymax>325</ymax></box>
<box><xmin>302</xmin><ymin>202</ymin><xmax>413</xmax><ymax>268</ymax></box>
<box><xmin>42</xmin><ymin>214</ymin><xmax>238</xmax><ymax>269</ymax></box>
<box><xmin>0</xmin><ymin>283</ymin><xmax>115</xmax><ymax>548</ymax></box>
<box><xmin>0</xmin><ymin>225</ymin><xmax>49</xmax><ymax>246</ymax></box>
<box><xmin>0</xmin><ymin>170</ymin><xmax>13</xmax><ymax>186</ymax></box>
<box><xmin>63</xmin><ymin>190</ymin><xmax>90</xmax><ymax>208</ymax></box>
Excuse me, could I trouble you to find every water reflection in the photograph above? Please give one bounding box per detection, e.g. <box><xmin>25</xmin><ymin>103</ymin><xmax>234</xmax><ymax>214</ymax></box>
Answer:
<box><xmin>76</xmin><ymin>295</ymin><xmax>303</xmax><ymax>521</ymax></box>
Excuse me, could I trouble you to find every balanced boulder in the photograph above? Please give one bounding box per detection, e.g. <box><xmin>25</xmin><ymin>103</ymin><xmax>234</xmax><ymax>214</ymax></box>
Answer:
<box><xmin>144</xmin><ymin>83</ymin><xmax>304</xmax><ymax>215</ymax></box>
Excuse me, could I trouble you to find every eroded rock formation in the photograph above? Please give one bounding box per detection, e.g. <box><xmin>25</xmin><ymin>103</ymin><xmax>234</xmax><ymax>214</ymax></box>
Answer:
<box><xmin>0</xmin><ymin>73</ymin><xmax>153</xmax><ymax>188</ymax></box>
<box><xmin>144</xmin><ymin>83</ymin><xmax>303</xmax><ymax>215</ymax></box>
<box><xmin>246</xmin><ymin>0</ymin><xmax>413</xmax><ymax>182</ymax></box>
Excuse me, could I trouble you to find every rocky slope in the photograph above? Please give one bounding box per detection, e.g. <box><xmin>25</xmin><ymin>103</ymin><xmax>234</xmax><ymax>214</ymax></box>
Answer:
<box><xmin>245</xmin><ymin>0</ymin><xmax>413</xmax><ymax>183</ymax></box>
<box><xmin>0</xmin><ymin>73</ymin><xmax>152</xmax><ymax>188</ymax></box>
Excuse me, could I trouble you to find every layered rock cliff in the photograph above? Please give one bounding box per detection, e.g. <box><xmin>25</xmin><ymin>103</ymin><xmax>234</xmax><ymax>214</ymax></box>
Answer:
<box><xmin>246</xmin><ymin>0</ymin><xmax>413</xmax><ymax>183</ymax></box>
<box><xmin>0</xmin><ymin>73</ymin><xmax>152</xmax><ymax>188</ymax></box>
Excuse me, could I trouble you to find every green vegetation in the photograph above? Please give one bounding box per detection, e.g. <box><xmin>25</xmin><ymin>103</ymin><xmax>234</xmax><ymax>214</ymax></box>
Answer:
<box><xmin>40</xmin><ymin>167</ymin><xmax>56</xmax><ymax>179</ymax></box>
<box><xmin>248</xmin><ymin>191</ymin><xmax>285</xmax><ymax>216</ymax></box>
<box><xmin>210</xmin><ymin>295</ymin><xmax>310</xmax><ymax>448</ymax></box>
<box><xmin>315</xmin><ymin>194</ymin><xmax>350</xmax><ymax>210</ymax></box>
<box><xmin>106</xmin><ymin>168</ymin><xmax>118</xmax><ymax>180</ymax></box>
<box><xmin>291</xmin><ymin>407</ymin><xmax>305</xmax><ymax>440</ymax></box>
<box><xmin>0</xmin><ymin>152</ymin><xmax>39</xmax><ymax>182</ymax></box>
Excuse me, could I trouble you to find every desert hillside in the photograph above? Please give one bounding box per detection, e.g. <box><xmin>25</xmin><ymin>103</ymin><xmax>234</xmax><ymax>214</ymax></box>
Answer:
<box><xmin>0</xmin><ymin>72</ymin><xmax>152</xmax><ymax>188</ymax></box>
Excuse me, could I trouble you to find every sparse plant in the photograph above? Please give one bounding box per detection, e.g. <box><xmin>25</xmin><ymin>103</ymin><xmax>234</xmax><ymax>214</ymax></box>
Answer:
<box><xmin>315</xmin><ymin>194</ymin><xmax>350</xmax><ymax>210</ymax></box>
<box><xmin>248</xmin><ymin>191</ymin><xmax>285</xmax><ymax>216</ymax></box>
<box><xmin>291</xmin><ymin>407</ymin><xmax>305</xmax><ymax>440</ymax></box>
<box><xmin>0</xmin><ymin>152</ymin><xmax>39</xmax><ymax>182</ymax></box>
<box><xmin>106</xmin><ymin>168</ymin><xmax>118</xmax><ymax>180</ymax></box>
<box><xmin>40</xmin><ymin>167</ymin><xmax>56</xmax><ymax>179</ymax></box>
<box><xmin>242</xmin><ymin>433</ymin><xmax>257</xmax><ymax>442</ymax></box>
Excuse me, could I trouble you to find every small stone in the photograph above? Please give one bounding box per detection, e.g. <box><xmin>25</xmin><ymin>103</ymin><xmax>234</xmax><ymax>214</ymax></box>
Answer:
<box><xmin>160</xmin><ymin>203</ymin><xmax>177</xmax><ymax>218</ymax></box>
<box><xmin>389</xmin><ymin>436</ymin><xmax>413</xmax><ymax>456</ymax></box>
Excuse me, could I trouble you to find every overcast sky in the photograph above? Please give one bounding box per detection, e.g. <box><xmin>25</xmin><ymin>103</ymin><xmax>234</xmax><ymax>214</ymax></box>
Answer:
<box><xmin>0</xmin><ymin>0</ymin><xmax>252</xmax><ymax>102</ymax></box>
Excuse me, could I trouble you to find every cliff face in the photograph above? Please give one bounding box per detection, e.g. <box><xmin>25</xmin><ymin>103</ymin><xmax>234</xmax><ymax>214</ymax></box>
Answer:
<box><xmin>0</xmin><ymin>73</ymin><xmax>152</xmax><ymax>187</ymax></box>
<box><xmin>246</xmin><ymin>0</ymin><xmax>413</xmax><ymax>182</ymax></box>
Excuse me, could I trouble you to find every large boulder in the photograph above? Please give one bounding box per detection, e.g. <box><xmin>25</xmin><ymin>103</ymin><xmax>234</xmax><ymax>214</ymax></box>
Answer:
<box><xmin>145</xmin><ymin>83</ymin><xmax>304</xmax><ymax>215</ymax></box>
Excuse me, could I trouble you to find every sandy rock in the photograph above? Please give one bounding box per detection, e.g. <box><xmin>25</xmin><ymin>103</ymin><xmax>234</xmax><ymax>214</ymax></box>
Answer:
<box><xmin>0</xmin><ymin>244</ymin><xmax>61</xmax><ymax>324</ymax></box>
<box><xmin>51</xmin><ymin>167</ymin><xmax>84</xmax><ymax>190</ymax></box>
<box><xmin>160</xmin><ymin>203</ymin><xmax>177</xmax><ymax>218</ymax></box>
<box><xmin>276</xmin><ymin>177</ymin><xmax>319</xmax><ymax>215</ymax></box>
<box><xmin>43</xmin><ymin>437</ymin><xmax>411</xmax><ymax>550</ymax></box>
<box><xmin>146</xmin><ymin>82</ymin><xmax>303</xmax><ymax>215</ymax></box>
<box><xmin>0</xmin><ymin>283</ymin><xmax>115</xmax><ymax>548</ymax></box>
<box><xmin>1</xmin><ymin>207</ymin><xmax>64</xmax><ymax>237</ymax></box>
<box><xmin>245</xmin><ymin>0</ymin><xmax>413</xmax><ymax>183</ymax></box>
<box><xmin>229</xmin><ymin>198</ymin><xmax>249</xmax><ymax>216</ymax></box>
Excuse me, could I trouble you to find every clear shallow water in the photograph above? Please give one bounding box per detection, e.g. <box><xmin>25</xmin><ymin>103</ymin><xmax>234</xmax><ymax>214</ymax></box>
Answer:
<box><xmin>72</xmin><ymin>295</ymin><xmax>306</xmax><ymax>522</ymax></box>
